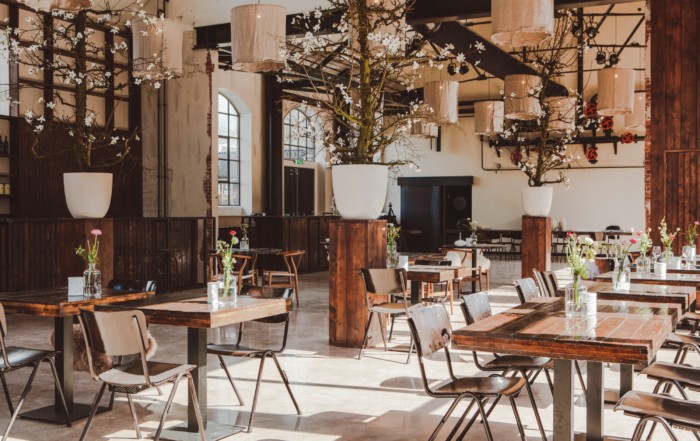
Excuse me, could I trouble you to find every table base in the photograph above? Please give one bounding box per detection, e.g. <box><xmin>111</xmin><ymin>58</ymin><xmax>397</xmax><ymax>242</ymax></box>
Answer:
<box><xmin>20</xmin><ymin>403</ymin><xmax>109</xmax><ymax>423</ymax></box>
<box><xmin>160</xmin><ymin>422</ymin><xmax>246</xmax><ymax>441</ymax></box>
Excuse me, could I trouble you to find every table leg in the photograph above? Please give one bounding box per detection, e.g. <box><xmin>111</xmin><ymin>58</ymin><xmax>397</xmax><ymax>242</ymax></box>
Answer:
<box><xmin>410</xmin><ymin>281</ymin><xmax>421</xmax><ymax>304</ymax></box>
<box><xmin>620</xmin><ymin>364</ymin><xmax>634</xmax><ymax>396</ymax></box>
<box><xmin>586</xmin><ymin>361</ymin><xmax>604</xmax><ymax>441</ymax></box>
<box><xmin>471</xmin><ymin>250</ymin><xmax>477</xmax><ymax>293</ymax></box>
<box><xmin>554</xmin><ymin>359</ymin><xmax>574</xmax><ymax>441</ymax></box>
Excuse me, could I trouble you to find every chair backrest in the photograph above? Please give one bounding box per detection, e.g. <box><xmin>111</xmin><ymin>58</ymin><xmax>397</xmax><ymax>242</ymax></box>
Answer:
<box><xmin>543</xmin><ymin>270</ymin><xmax>559</xmax><ymax>292</ymax></box>
<box><xmin>0</xmin><ymin>303</ymin><xmax>6</xmax><ymax>338</ymax></box>
<box><xmin>460</xmin><ymin>292</ymin><xmax>492</xmax><ymax>325</ymax></box>
<box><xmin>361</xmin><ymin>268</ymin><xmax>407</xmax><ymax>297</ymax></box>
<box><xmin>108</xmin><ymin>279</ymin><xmax>157</xmax><ymax>292</ymax></box>
<box><xmin>514</xmin><ymin>278</ymin><xmax>540</xmax><ymax>304</ymax></box>
<box><xmin>231</xmin><ymin>254</ymin><xmax>252</xmax><ymax>275</ymax></box>
<box><xmin>444</xmin><ymin>251</ymin><xmax>462</xmax><ymax>267</ymax></box>
<box><xmin>80</xmin><ymin>309</ymin><xmax>149</xmax><ymax>358</ymax></box>
<box><xmin>408</xmin><ymin>305</ymin><xmax>451</xmax><ymax>358</ymax></box>
<box><xmin>281</xmin><ymin>250</ymin><xmax>305</xmax><ymax>275</ymax></box>
<box><xmin>241</xmin><ymin>286</ymin><xmax>291</xmax><ymax>324</ymax></box>
<box><xmin>532</xmin><ymin>269</ymin><xmax>547</xmax><ymax>296</ymax></box>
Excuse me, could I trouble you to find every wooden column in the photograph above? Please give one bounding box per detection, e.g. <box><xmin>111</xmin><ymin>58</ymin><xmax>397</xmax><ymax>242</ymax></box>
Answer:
<box><xmin>521</xmin><ymin>216</ymin><xmax>551</xmax><ymax>278</ymax></box>
<box><xmin>329</xmin><ymin>219</ymin><xmax>386</xmax><ymax>348</ymax></box>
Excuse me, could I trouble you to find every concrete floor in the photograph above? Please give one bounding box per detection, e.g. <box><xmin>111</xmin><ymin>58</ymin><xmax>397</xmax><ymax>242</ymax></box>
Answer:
<box><xmin>0</xmin><ymin>260</ymin><xmax>695</xmax><ymax>440</ymax></box>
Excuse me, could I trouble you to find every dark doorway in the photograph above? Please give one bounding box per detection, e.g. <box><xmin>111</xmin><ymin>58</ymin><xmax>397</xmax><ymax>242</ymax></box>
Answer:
<box><xmin>284</xmin><ymin>166</ymin><xmax>315</xmax><ymax>215</ymax></box>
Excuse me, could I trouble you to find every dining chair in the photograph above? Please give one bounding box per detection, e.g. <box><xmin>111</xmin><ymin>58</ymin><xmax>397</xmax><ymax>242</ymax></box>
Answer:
<box><xmin>77</xmin><ymin>309</ymin><xmax>205</xmax><ymax>441</ymax></box>
<box><xmin>459</xmin><ymin>293</ymin><xmax>548</xmax><ymax>441</ymax></box>
<box><xmin>0</xmin><ymin>304</ymin><xmax>71</xmax><ymax>441</ymax></box>
<box><xmin>108</xmin><ymin>279</ymin><xmax>157</xmax><ymax>292</ymax></box>
<box><xmin>358</xmin><ymin>268</ymin><xmax>420</xmax><ymax>364</ymax></box>
<box><xmin>532</xmin><ymin>269</ymin><xmax>557</xmax><ymax>297</ymax></box>
<box><xmin>263</xmin><ymin>250</ymin><xmax>305</xmax><ymax>307</ymax></box>
<box><xmin>209</xmin><ymin>253</ymin><xmax>257</xmax><ymax>293</ymax></box>
<box><xmin>615</xmin><ymin>390</ymin><xmax>700</xmax><ymax>441</ymax></box>
<box><xmin>513</xmin><ymin>278</ymin><xmax>540</xmax><ymax>303</ymax></box>
<box><xmin>207</xmin><ymin>287</ymin><xmax>301</xmax><ymax>433</ymax></box>
<box><xmin>408</xmin><ymin>305</ymin><xmax>533</xmax><ymax>441</ymax></box>
<box><xmin>415</xmin><ymin>259</ymin><xmax>454</xmax><ymax>313</ymax></box>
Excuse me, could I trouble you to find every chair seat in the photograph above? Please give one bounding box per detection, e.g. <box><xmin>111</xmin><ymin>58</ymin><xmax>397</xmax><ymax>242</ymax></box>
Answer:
<box><xmin>207</xmin><ymin>343</ymin><xmax>269</xmax><ymax>357</ymax></box>
<box><xmin>681</xmin><ymin>311</ymin><xmax>700</xmax><ymax>322</ymax></box>
<box><xmin>264</xmin><ymin>271</ymin><xmax>295</xmax><ymax>278</ymax></box>
<box><xmin>0</xmin><ymin>346</ymin><xmax>56</xmax><ymax>370</ymax></box>
<box><xmin>370</xmin><ymin>302</ymin><xmax>421</xmax><ymax>314</ymax></box>
<box><xmin>615</xmin><ymin>390</ymin><xmax>700</xmax><ymax>430</ymax></box>
<box><xmin>642</xmin><ymin>361</ymin><xmax>700</xmax><ymax>391</ymax></box>
<box><xmin>665</xmin><ymin>332</ymin><xmax>700</xmax><ymax>347</ymax></box>
<box><xmin>483</xmin><ymin>355</ymin><xmax>552</xmax><ymax>370</ymax></box>
<box><xmin>99</xmin><ymin>360</ymin><xmax>195</xmax><ymax>388</ymax></box>
<box><xmin>434</xmin><ymin>376</ymin><xmax>525</xmax><ymax>397</ymax></box>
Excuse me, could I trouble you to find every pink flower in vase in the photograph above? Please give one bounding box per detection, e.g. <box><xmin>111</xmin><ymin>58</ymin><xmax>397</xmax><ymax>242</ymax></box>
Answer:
<box><xmin>630</xmin><ymin>238</ymin><xmax>638</xmax><ymax>244</ymax></box>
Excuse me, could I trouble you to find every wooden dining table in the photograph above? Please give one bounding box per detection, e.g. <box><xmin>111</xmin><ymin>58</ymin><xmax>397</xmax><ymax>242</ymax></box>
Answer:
<box><xmin>96</xmin><ymin>291</ymin><xmax>288</xmax><ymax>441</ymax></box>
<box><xmin>0</xmin><ymin>288</ymin><xmax>153</xmax><ymax>422</ymax></box>
<box><xmin>406</xmin><ymin>265</ymin><xmax>468</xmax><ymax>304</ymax></box>
<box><xmin>556</xmin><ymin>280</ymin><xmax>697</xmax><ymax>310</ymax></box>
<box><xmin>453</xmin><ymin>297</ymin><xmax>680</xmax><ymax>441</ymax></box>
<box><xmin>441</xmin><ymin>244</ymin><xmax>505</xmax><ymax>291</ymax></box>
<box><xmin>594</xmin><ymin>271</ymin><xmax>700</xmax><ymax>306</ymax></box>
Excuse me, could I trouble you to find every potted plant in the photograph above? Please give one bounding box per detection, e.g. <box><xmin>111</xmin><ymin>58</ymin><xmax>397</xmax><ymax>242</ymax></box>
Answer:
<box><xmin>2</xmin><ymin>4</ymin><xmax>177</xmax><ymax>217</ymax></box>
<box><xmin>283</xmin><ymin>0</ymin><xmax>482</xmax><ymax>219</ymax></box>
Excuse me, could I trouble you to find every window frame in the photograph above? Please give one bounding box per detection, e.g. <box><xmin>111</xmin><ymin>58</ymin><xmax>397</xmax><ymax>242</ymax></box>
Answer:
<box><xmin>217</xmin><ymin>93</ymin><xmax>241</xmax><ymax>207</ymax></box>
<box><xmin>283</xmin><ymin>108</ymin><xmax>319</xmax><ymax>162</ymax></box>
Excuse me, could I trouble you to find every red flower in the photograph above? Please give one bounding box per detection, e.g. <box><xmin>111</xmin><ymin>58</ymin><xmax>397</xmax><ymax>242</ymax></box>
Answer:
<box><xmin>636</xmin><ymin>231</ymin><xmax>642</xmax><ymax>236</ymax></box>
<box><xmin>566</xmin><ymin>231</ymin><xmax>572</xmax><ymax>238</ymax></box>
<box><xmin>230</xmin><ymin>230</ymin><xmax>236</xmax><ymax>236</ymax></box>
<box><xmin>630</xmin><ymin>238</ymin><xmax>638</xmax><ymax>244</ymax></box>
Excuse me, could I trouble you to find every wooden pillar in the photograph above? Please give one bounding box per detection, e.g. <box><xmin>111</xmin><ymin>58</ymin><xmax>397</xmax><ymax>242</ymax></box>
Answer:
<box><xmin>521</xmin><ymin>216</ymin><xmax>551</xmax><ymax>278</ymax></box>
<box><xmin>329</xmin><ymin>219</ymin><xmax>387</xmax><ymax>348</ymax></box>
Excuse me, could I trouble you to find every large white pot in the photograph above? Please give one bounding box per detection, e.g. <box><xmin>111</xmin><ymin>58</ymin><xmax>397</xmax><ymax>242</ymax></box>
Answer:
<box><xmin>332</xmin><ymin>164</ymin><xmax>388</xmax><ymax>220</ymax></box>
<box><xmin>64</xmin><ymin>172</ymin><xmax>113</xmax><ymax>218</ymax></box>
<box><xmin>521</xmin><ymin>186</ymin><xmax>553</xmax><ymax>217</ymax></box>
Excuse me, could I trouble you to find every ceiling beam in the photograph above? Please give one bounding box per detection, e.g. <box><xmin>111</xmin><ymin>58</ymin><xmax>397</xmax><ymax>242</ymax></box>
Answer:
<box><xmin>406</xmin><ymin>0</ymin><xmax>642</xmax><ymax>25</ymax></box>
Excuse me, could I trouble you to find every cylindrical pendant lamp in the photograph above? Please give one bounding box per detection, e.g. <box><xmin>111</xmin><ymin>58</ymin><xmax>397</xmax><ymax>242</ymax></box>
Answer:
<box><xmin>423</xmin><ymin>81</ymin><xmax>459</xmax><ymax>125</ymax></box>
<box><xmin>504</xmin><ymin>74</ymin><xmax>542</xmax><ymax>120</ymax></box>
<box><xmin>230</xmin><ymin>4</ymin><xmax>286</xmax><ymax>72</ymax></box>
<box><xmin>18</xmin><ymin>0</ymin><xmax>91</xmax><ymax>11</ymax></box>
<box><xmin>624</xmin><ymin>91</ymin><xmax>646</xmax><ymax>133</ymax></box>
<box><xmin>491</xmin><ymin>0</ymin><xmax>554</xmax><ymax>47</ymax></box>
<box><xmin>597</xmin><ymin>67</ymin><xmax>635</xmax><ymax>116</ymax></box>
<box><xmin>132</xmin><ymin>18</ymin><xmax>184</xmax><ymax>79</ymax></box>
<box><xmin>545</xmin><ymin>96</ymin><xmax>577</xmax><ymax>132</ymax></box>
<box><xmin>474</xmin><ymin>100</ymin><xmax>504</xmax><ymax>135</ymax></box>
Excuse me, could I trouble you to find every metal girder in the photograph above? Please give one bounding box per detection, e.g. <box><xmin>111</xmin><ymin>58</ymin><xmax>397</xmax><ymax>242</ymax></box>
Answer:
<box><xmin>406</xmin><ymin>0</ymin><xmax>643</xmax><ymax>25</ymax></box>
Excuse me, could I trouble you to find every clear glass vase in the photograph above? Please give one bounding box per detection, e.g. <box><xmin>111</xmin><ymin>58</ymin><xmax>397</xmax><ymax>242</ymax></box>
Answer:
<box><xmin>240</xmin><ymin>237</ymin><xmax>250</xmax><ymax>251</ymax></box>
<box><xmin>387</xmin><ymin>242</ymin><xmax>399</xmax><ymax>268</ymax></box>
<box><xmin>83</xmin><ymin>263</ymin><xmax>102</xmax><ymax>297</ymax></box>
<box><xmin>636</xmin><ymin>256</ymin><xmax>651</xmax><ymax>275</ymax></box>
<box><xmin>218</xmin><ymin>271</ymin><xmax>238</xmax><ymax>306</ymax></box>
<box><xmin>470</xmin><ymin>232</ymin><xmax>478</xmax><ymax>244</ymax></box>
<box><xmin>684</xmin><ymin>245</ymin><xmax>696</xmax><ymax>268</ymax></box>
<box><xmin>612</xmin><ymin>264</ymin><xmax>631</xmax><ymax>291</ymax></box>
<box><xmin>565</xmin><ymin>276</ymin><xmax>590</xmax><ymax>317</ymax></box>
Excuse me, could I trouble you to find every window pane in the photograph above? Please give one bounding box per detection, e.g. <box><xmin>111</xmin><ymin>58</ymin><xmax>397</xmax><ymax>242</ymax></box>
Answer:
<box><xmin>218</xmin><ymin>183</ymin><xmax>228</xmax><ymax>206</ymax></box>
<box><xmin>218</xmin><ymin>138</ymin><xmax>228</xmax><ymax>159</ymax></box>
<box><xmin>218</xmin><ymin>94</ymin><xmax>228</xmax><ymax>113</ymax></box>
<box><xmin>306</xmin><ymin>147</ymin><xmax>314</xmax><ymax>161</ymax></box>
<box><xmin>218</xmin><ymin>114</ymin><xmax>227</xmax><ymax>137</ymax></box>
<box><xmin>228</xmin><ymin>138</ymin><xmax>239</xmax><ymax>160</ymax></box>
<box><xmin>230</xmin><ymin>161</ymin><xmax>239</xmax><ymax>183</ymax></box>
<box><xmin>229</xmin><ymin>184</ymin><xmax>240</xmax><ymax>206</ymax></box>
<box><xmin>218</xmin><ymin>159</ymin><xmax>228</xmax><ymax>180</ymax></box>
<box><xmin>229</xmin><ymin>116</ymin><xmax>239</xmax><ymax>138</ymax></box>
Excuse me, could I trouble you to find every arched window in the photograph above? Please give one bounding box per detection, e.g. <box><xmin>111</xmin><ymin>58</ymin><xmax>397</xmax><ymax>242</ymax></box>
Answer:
<box><xmin>283</xmin><ymin>108</ymin><xmax>319</xmax><ymax>161</ymax></box>
<box><xmin>218</xmin><ymin>93</ymin><xmax>240</xmax><ymax>206</ymax></box>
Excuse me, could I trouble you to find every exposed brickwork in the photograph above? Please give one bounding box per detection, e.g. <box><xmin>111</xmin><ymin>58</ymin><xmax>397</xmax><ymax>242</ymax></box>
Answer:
<box><xmin>204</xmin><ymin>50</ymin><xmax>214</xmax><ymax>219</ymax></box>
<box><xmin>644</xmin><ymin>0</ymin><xmax>651</xmax><ymax>229</ymax></box>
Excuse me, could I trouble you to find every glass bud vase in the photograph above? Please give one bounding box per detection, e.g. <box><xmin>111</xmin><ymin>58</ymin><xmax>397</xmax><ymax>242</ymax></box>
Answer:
<box><xmin>685</xmin><ymin>245</ymin><xmax>696</xmax><ymax>268</ymax></box>
<box><xmin>387</xmin><ymin>242</ymin><xmax>399</xmax><ymax>268</ymax></box>
<box><xmin>636</xmin><ymin>256</ymin><xmax>651</xmax><ymax>275</ymax></box>
<box><xmin>240</xmin><ymin>237</ymin><xmax>250</xmax><ymax>251</ymax></box>
<box><xmin>565</xmin><ymin>276</ymin><xmax>588</xmax><ymax>318</ymax></box>
<box><xmin>219</xmin><ymin>271</ymin><xmax>238</xmax><ymax>306</ymax></box>
<box><xmin>470</xmin><ymin>232</ymin><xmax>478</xmax><ymax>244</ymax></box>
<box><xmin>83</xmin><ymin>263</ymin><xmax>102</xmax><ymax>297</ymax></box>
<box><xmin>612</xmin><ymin>264</ymin><xmax>631</xmax><ymax>291</ymax></box>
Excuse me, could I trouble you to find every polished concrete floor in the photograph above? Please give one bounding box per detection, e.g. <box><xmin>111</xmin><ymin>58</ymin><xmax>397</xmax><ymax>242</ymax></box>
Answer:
<box><xmin>0</xmin><ymin>260</ymin><xmax>696</xmax><ymax>440</ymax></box>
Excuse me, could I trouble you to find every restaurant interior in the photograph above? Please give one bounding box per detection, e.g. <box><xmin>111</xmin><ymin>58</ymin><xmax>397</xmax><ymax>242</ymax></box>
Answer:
<box><xmin>0</xmin><ymin>0</ymin><xmax>698</xmax><ymax>440</ymax></box>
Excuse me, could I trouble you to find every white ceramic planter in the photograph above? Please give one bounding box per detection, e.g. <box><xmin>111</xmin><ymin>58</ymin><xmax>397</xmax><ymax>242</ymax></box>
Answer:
<box><xmin>521</xmin><ymin>186</ymin><xmax>553</xmax><ymax>217</ymax></box>
<box><xmin>331</xmin><ymin>164</ymin><xmax>388</xmax><ymax>220</ymax></box>
<box><xmin>63</xmin><ymin>172</ymin><xmax>113</xmax><ymax>218</ymax></box>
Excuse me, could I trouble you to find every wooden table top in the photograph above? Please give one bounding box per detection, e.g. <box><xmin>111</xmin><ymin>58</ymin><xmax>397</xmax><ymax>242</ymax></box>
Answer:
<box><xmin>556</xmin><ymin>280</ymin><xmax>697</xmax><ymax>310</ymax></box>
<box><xmin>407</xmin><ymin>265</ymin><xmax>468</xmax><ymax>283</ymax></box>
<box><xmin>95</xmin><ymin>291</ymin><xmax>288</xmax><ymax>329</ymax></box>
<box><xmin>233</xmin><ymin>248</ymin><xmax>282</xmax><ymax>255</ymax></box>
<box><xmin>0</xmin><ymin>289</ymin><xmax>153</xmax><ymax>317</ymax></box>
<box><xmin>452</xmin><ymin>297</ymin><xmax>679</xmax><ymax>365</ymax></box>
<box><xmin>595</xmin><ymin>271</ymin><xmax>700</xmax><ymax>287</ymax></box>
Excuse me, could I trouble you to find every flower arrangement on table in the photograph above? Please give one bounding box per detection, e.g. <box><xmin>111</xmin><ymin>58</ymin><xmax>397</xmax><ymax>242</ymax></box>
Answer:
<box><xmin>636</xmin><ymin>228</ymin><xmax>653</xmax><ymax>256</ymax></box>
<box><xmin>611</xmin><ymin>239</ymin><xmax>636</xmax><ymax>288</ymax></box>
<box><xmin>565</xmin><ymin>232</ymin><xmax>598</xmax><ymax>307</ymax></box>
<box><xmin>658</xmin><ymin>218</ymin><xmax>680</xmax><ymax>262</ymax></box>
<box><xmin>386</xmin><ymin>223</ymin><xmax>401</xmax><ymax>268</ymax></box>
<box><xmin>216</xmin><ymin>230</ymin><xmax>239</xmax><ymax>299</ymax></box>
<box><xmin>686</xmin><ymin>221</ymin><xmax>699</xmax><ymax>246</ymax></box>
<box><xmin>76</xmin><ymin>229</ymin><xmax>102</xmax><ymax>295</ymax></box>
<box><xmin>240</xmin><ymin>223</ymin><xmax>249</xmax><ymax>240</ymax></box>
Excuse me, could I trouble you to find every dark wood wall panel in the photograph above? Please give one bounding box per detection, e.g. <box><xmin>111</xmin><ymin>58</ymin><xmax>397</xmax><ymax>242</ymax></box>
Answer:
<box><xmin>649</xmin><ymin>0</ymin><xmax>700</xmax><ymax>251</ymax></box>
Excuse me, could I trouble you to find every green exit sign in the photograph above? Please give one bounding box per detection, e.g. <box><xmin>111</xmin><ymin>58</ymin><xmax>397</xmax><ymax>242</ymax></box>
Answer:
<box><xmin>295</xmin><ymin>159</ymin><xmax>304</xmax><ymax>164</ymax></box>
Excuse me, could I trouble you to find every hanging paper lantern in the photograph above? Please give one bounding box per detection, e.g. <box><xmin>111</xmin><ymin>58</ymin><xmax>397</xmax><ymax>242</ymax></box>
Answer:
<box><xmin>474</xmin><ymin>100</ymin><xmax>504</xmax><ymax>135</ymax></box>
<box><xmin>491</xmin><ymin>0</ymin><xmax>554</xmax><ymax>47</ymax></box>
<box><xmin>230</xmin><ymin>4</ymin><xmax>286</xmax><ymax>73</ymax></box>
<box><xmin>545</xmin><ymin>97</ymin><xmax>576</xmax><ymax>132</ymax></box>
<box><xmin>504</xmin><ymin>74</ymin><xmax>542</xmax><ymax>120</ymax></box>
<box><xmin>624</xmin><ymin>91</ymin><xmax>646</xmax><ymax>134</ymax></box>
<box><xmin>17</xmin><ymin>0</ymin><xmax>91</xmax><ymax>11</ymax></box>
<box><xmin>423</xmin><ymin>81</ymin><xmax>459</xmax><ymax>125</ymax></box>
<box><xmin>132</xmin><ymin>18</ymin><xmax>184</xmax><ymax>80</ymax></box>
<box><xmin>597</xmin><ymin>67</ymin><xmax>635</xmax><ymax>116</ymax></box>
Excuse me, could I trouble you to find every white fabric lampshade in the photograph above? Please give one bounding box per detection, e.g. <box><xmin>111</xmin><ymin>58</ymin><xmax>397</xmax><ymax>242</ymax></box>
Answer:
<box><xmin>545</xmin><ymin>96</ymin><xmax>577</xmax><ymax>132</ymax></box>
<box><xmin>411</xmin><ymin>120</ymin><xmax>439</xmax><ymax>138</ymax></box>
<box><xmin>423</xmin><ymin>81</ymin><xmax>459</xmax><ymax>125</ymax></box>
<box><xmin>132</xmin><ymin>18</ymin><xmax>184</xmax><ymax>80</ymax></box>
<box><xmin>18</xmin><ymin>0</ymin><xmax>91</xmax><ymax>11</ymax></box>
<box><xmin>504</xmin><ymin>74</ymin><xmax>542</xmax><ymax>120</ymax></box>
<box><xmin>231</xmin><ymin>4</ymin><xmax>286</xmax><ymax>73</ymax></box>
<box><xmin>624</xmin><ymin>91</ymin><xmax>646</xmax><ymax>133</ymax></box>
<box><xmin>474</xmin><ymin>100</ymin><xmax>504</xmax><ymax>135</ymax></box>
<box><xmin>597</xmin><ymin>67</ymin><xmax>635</xmax><ymax>116</ymax></box>
<box><xmin>491</xmin><ymin>0</ymin><xmax>554</xmax><ymax>47</ymax></box>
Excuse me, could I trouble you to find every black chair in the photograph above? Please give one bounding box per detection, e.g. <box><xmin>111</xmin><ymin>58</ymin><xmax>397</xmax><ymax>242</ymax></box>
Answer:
<box><xmin>615</xmin><ymin>390</ymin><xmax>700</xmax><ymax>441</ymax></box>
<box><xmin>408</xmin><ymin>305</ymin><xmax>535</xmax><ymax>441</ymax></box>
<box><xmin>0</xmin><ymin>304</ymin><xmax>71</xmax><ymax>440</ymax></box>
<box><xmin>206</xmin><ymin>287</ymin><xmax>301</xmax><ymax>433</ymax></box>
<box><xmin>108</xmin><ymin>279</ymin><xmax>157</xmax><ymax>292</ymax></box>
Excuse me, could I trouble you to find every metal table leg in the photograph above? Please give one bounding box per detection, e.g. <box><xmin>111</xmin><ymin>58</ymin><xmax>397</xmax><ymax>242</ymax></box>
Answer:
<box><xmin>586</xmin><ymin>362</ymin><xmax>604</xmax><ymax>441</ymax></box>
<box><xmin>604</xmin><ymin>363</ymin><xmax>635</xmax><ymax>403</ymax></box>
<box><xmin>471</xmin><ymin>250</ymin><xmax>477</xmax><ymax>292</ymax></box>
<box><xmin>554</xmin><ymin>359</ymin><xmax>574</xmax><ymax>441</ymax></box>
<box><xmin>410</xmin><ymin>281</ymin><xmax>421</xmax><ymax>304</ymax></box>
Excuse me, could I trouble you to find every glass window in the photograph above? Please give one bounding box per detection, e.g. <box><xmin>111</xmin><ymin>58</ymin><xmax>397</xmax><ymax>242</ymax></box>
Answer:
<box><xmin>283</xmin><ymin>108</ymin><xmax>320</xmax><ymax>161</ymax></box>
<box><xmin>217</xmin><ymin>94</ymin><xmax>240</xmax><ymax>206</ymax></box>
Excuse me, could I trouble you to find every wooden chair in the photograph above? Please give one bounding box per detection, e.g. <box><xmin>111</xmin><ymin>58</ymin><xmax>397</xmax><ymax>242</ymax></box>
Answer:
<box><xmin>514</xmin><ymin>278</ymin><xmax>540</xmax><ymax>304</ymax></box>
<box><xmin>209</xmin><ymin>253</ymin><xmax>257</xmax><ymax>294</ymax></box>
<box><xmin>415</xmin><ymin>259</ymin><xmax>454</xmax><ymax>313</ymax></box>
<box><xmin>532</xmin><ymin>269</ymin><xmax>557</xmax><ymax>297</ymax></box>
<box><xmin>0</xmin><ymin>304</ymin><xmax>71</xmax><ymax>440</ymax></box>
<box><xmin>442</xmin><ymin>249</ymin><xmax>483</xmax><ymax>294</ymax></box>
<box><xmin>263</xmin><ymin>251</ymin><xmax>305</xmax><ymax>307</ymax></box>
